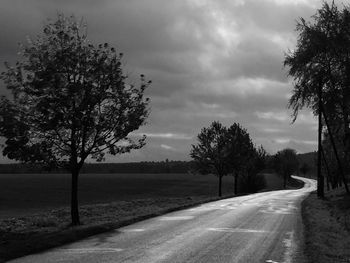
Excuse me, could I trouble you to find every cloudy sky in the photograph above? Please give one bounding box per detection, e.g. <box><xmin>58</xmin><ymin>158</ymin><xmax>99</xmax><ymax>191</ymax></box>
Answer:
<box><xmin>0</xmin><ymin>0</ymin><xmax>333</xmax><ymax>162</ymax></box>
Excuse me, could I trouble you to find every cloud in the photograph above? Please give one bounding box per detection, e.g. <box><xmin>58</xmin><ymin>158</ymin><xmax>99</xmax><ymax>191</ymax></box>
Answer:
<box><xmin>255</xmin><ymin>111</ymin><xmax>289</xmax><ymax>122</ymax></box>
<box><xmin>133</xmin><ymin>132</ymin><xmax>192</xmax><ymax>140</ymax></box>
<box><xmin>269</xmin><ymin>138</ymin><xmax>317</xmax><ymax>154</ymax></box>
<box><xmin>0</xmin><ymin>0</ymin><xmax>326</xmax><ymax>162</ymax></box>
<box><xmin>262</xmin><ymin>128</ymin><xmax>285</xmax><ymax>133</ymax></box>
<box><xmin>160</xmin><ymin>144</ymin><xmax>176</xmax><ymax>151</ymax></box>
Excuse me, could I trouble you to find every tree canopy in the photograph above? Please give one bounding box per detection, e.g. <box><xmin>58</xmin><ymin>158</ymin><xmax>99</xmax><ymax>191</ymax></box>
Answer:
<box><xmin>190</xmin><ymin>121</ymin><xmax>229</xmax><ymax>196</ymax></box>
<box><xmin>226</xmin><ymin>123</ymin><xmax>255</xmax><ymax>194</ymax></box>
<box><xmin>226</xmin><ymin>123</ymin><xmax>254</xmax><ymax>174</ymax></box>
<box><xmin>284</xmin><ymin>2</ymin><xmax>350</xmax><ymax>123</ymax></box>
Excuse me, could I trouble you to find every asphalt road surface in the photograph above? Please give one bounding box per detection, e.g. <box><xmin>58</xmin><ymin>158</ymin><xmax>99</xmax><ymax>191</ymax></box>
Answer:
<box><xmin>9</xmin><ymin>176</ymin><xmax>316</xmax><ymax>263</ymax></box>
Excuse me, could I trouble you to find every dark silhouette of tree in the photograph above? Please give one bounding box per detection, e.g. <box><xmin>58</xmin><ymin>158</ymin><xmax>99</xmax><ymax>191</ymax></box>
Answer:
<box><xmin>274</xmin><ymin>148</ymin><xmax>299</xmax><ymax>189</ymax></box>
<box><xmin>299</xmin><ymin>163</ymin><xmax>310</xmax><ymax>175</ymax></box>
<box><xmin>240</xmin><ymin>145</ymin><xmax>267</xmax><ymax>193</ymax></box>
<box><xmin>322</xmin><ymin>131</ymin><xmax>346</xmax><ymax>189</ymax></box>
<box><xmin>226</xmin><ymin>123</ymin><xmax>255</xmax><ymax>195</ymax></box>
<box><xmin>284</xmin><ymin>1</ymin><xmax>350</xmax><ymax>194</ymax></box>
<box><xmin>0</xmin><ymin>14</ymin><xmax>150</xmax><ymax>225</ymax></box>
<box><xmin>165</xmin><ymin>158</ymin><xmax>171</xmax><ymax>173</ymax></box>
<box><xmin>191</xmin><ymin>121</ymin><xmax>266</xmax><ymax>196</ymax></box>
<box><xmin>190</xmin><ymin>121</ymin><xmax>229</xmax><ymax>197</ymax></box>
<box><xmin>284</xmin><ymin>2</ymin><xmax>346</xmax><ymax>122</ymax></box>
<box><xmin>253</xmin><ymin>145</ymin><xmax>267</xmax><ymax>172</ymax></box>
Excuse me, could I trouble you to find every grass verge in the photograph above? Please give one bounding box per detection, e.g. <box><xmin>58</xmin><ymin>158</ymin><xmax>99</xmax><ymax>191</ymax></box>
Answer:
<box><xmin>302</xmin><ymin>188</ymin><xmax>350</xmax><ymax>263</ymax></box>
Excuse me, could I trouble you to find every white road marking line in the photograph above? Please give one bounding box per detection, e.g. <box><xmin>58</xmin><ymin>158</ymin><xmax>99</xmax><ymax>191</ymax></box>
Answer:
<box><xmin>189</xmin><ymin>203</ymin><xmax>257</xmax><ymax>211</ymax></box>
<box><xmin>260</xmin><ymin>210</ymin><xmax>294</xmax><ymax>215</ymax></box>
<box><xmin>159</xmin><ymin>216</ymin><xmax>194</xmax><ymax>221</ymax></box>
<box><xmin>58</xmin><ymin>248</ymin><xmax>123</xmax><ymax>253</ymax></box>
<box><xmin>207</xmin><ymin>227</ymin><xmax>269</xmax><ymax>233</ymax></box>
<box><xmin>266</xmin><ymin>260</ymin><xmax>280</xmax><ymax>263</ymax></box>
<box><xmin>121</xmin><ymin>228</ymin><xmax>145</xmax><ymax>232</ymax></box>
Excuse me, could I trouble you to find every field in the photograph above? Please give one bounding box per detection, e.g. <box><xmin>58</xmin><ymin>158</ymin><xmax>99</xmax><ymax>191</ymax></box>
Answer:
<box><xmin>0</xmin><ymin>173</ymin><xmax>233</xmax><ymax>219</ymax></box>
<box><xmin>0</xmin><ymin>172</ymin><xmax>285</xmax><ymax>219</ymax></box>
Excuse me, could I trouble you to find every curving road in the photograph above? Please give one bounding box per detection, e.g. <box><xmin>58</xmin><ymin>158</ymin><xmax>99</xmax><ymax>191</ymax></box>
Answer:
<box><xmin>9</xmin><ymin>176</ymin><xmax>316</xmax><ymax>263</ymax></box>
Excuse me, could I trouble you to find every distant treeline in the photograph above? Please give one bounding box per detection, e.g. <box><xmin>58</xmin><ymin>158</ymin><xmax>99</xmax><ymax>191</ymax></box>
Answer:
<box><xmin>0</xmin><ymin>160</ymin><xmax>193</xmax><ymax>174</ymax></box>
<box><xmin>0</xmin><ymin>152</ymin><xmax>317</xmax><ymax>174</ymax></box>
<box><xmin>81</xmin><ymin>161</ymin><xmax>193</xmax><ymax>174</ymax></box>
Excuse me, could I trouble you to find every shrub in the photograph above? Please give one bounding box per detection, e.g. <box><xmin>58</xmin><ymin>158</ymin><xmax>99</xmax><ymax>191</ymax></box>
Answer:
<box><xmin>239</xmin><ymin>173</ymin><xmax>266</xmax><ymax>193</ymax></box>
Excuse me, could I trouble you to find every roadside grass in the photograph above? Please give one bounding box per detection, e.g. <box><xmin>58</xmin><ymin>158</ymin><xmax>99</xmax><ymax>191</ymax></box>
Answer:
<box><xmin>0</xmin><ymin>172</ymin><xmax>296</xmax><ymax>262</ymax></box>
<box><xmin>0</xmin><ymin>196</ymin><xmax>235</xmax><ymax>262</ymax></box>
<box><xmin>302</xmin><ymin>187</ymin><xmax>350</xmax><ymax>263</ymax></box>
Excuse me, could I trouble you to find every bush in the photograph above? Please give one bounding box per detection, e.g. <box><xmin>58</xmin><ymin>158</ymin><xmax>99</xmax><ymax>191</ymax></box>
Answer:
<box><xmin>239</xmin><ymin>173</ymin><xmax>266</xmax><ymax>193</ymax></box>
<box><xmin>31</xmin><ymin>217</ymin><xmax>57</xmax><ymax>228</ymax></box>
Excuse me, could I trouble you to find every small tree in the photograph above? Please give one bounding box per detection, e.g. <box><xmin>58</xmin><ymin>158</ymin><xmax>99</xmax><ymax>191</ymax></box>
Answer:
<box><xmin>0</xmin><ymin>14</ymin><xmax>150</xmax><ymax>225</ymax></box>
<box><xmin>274</xmin><ymin>148</ymin><xmax>299</xmax><ymax>189</ymax></box>
<box><xmin>190</xmin><ymin>121</ymin><xmax>229</xmax><ymax>197</ymax></box>
<box><xmin>226</xmin><ymin>123</ymin><xmax>255</xmax><ymax>195</ymax></box>
<box><xmin>240</xmin><ymin>145</ymin><xmax>267</xmax><ymax>193</ymax></box>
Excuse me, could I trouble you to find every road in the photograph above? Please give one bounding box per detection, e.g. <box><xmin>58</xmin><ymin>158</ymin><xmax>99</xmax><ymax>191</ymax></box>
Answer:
<box><xmin>9</xmin><ymin>176</ymin><xmax>316</xmax><ymax>263</ymax></box>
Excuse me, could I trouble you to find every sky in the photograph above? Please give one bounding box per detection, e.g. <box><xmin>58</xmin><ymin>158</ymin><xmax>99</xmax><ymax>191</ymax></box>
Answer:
<box><xmin>0</xmin><ymin>0</ymin><xmax>333</xmax><ymax>162</ymax></box>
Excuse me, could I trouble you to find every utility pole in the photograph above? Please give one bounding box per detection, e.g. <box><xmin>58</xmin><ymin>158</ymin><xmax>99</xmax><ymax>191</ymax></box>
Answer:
<box><xmin>317</xmin><ymin>80</ymin><xmax>324</xmax><ymax>198</ymax></box>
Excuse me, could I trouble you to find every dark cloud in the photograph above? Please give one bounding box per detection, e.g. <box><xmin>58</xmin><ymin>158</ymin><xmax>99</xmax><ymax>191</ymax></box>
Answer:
<box><xmin>0</xmin><ymin>0</ymin><xmax>327</xmax><ymax>163</ymax></box>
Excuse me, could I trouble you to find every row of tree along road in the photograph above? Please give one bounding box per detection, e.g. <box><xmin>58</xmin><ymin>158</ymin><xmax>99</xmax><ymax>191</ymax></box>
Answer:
<box><xmin>190</xmin><ymin>121</ymin><xmax>266</xmax><ymax>197</ymax></box>
<box><xmin>190</xmin><ymin>121</ymin><xmax>299</xmax><ymax>197</ymax></box>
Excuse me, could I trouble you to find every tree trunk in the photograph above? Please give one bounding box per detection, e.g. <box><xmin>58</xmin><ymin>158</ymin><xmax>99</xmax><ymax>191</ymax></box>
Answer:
<box><xmin>234</xmin><ymin>173</ymin><xmax>238</xmax><ymax>195</ymax></box>
<box><xmin>321</xmin><ymin>103</ymin><xmax>350</xmax><ymax>194</ymax></box>
<box><xmin>218</xmin><ymin>175</ymin><xmax>222</xmax><ymax>197</ymax></box>
<box><xmin>321</xmin><ymin>146</ymin><xmax>331</xmax><ymax>191</ymax></box>
<box><xmin>317</xmin><ymin>81</ymin><xmax>324</xmax><ymax>198</ymax></box>
<box><xmin>283</xmin><ymin>174</ymin><xmax>287</xmax><ymax>189</ymax></box>
<box><xmin>71</xmin><ymin>168</ymin><xmax>80</xmax><ymax>225</ymax></box>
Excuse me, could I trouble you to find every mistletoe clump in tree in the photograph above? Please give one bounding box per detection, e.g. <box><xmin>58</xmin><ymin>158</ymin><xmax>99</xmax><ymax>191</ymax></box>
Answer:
<box><xmin>0</xmin><ymin>14</ymin><xmax>151</xmax><ymax>225</ymax></box>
